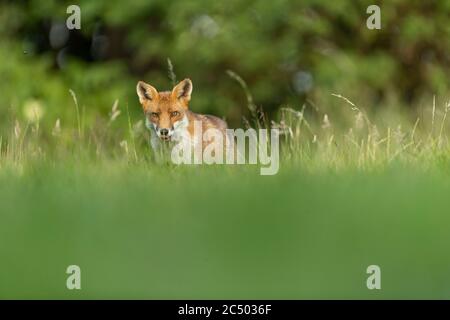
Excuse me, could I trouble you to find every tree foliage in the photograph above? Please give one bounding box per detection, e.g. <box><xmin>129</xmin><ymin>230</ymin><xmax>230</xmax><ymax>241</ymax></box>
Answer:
<box><xmin>0</xmin><ymin>0</ymin><xmax>449</xmax><ymax>128</ymax></box>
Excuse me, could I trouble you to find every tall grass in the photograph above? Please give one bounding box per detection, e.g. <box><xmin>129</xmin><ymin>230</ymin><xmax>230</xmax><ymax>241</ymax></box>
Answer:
<box><xmin>2</xmin><ymin>71</ymin><xmax>450</xmax><ymax>299</ymax></box>
<box><xmin>1</xmin><ymin>68</ymin><xmax>450</xmax><ymax>174</ymax></box>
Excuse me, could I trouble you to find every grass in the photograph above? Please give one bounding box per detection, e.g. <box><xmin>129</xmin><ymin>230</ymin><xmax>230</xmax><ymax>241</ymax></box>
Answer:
<box><xmin>2</xmin><ymin>83</ymin><xmax>450</xmax><ymax>298</ymax></box>
<box><xmin>2</xmin><ymin>163</ymin><xmax>450</xmax><ymax>299</ymax></box>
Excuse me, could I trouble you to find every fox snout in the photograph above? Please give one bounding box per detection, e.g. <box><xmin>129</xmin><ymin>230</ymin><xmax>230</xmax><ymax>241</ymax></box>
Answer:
<box><xmin>160</xmin><ymin>128</ymin><xmax>169</xmax><ymax>137</ymax></box>
<box><xmin>155</xmin><ymin>126</ymin><xmax>174</xmax><ymax>141</ymax></box>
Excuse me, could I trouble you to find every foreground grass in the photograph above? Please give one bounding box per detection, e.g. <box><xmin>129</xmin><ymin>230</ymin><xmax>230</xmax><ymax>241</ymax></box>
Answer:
<box><xmin>1</xmin><ymin>161</ymin><xmax>450</xmax><ymax>299</ymax></box>
<box><xmin>2</xmin><ymin>91</ymin><xmax>450</xmax><ymax>298</ymax></box>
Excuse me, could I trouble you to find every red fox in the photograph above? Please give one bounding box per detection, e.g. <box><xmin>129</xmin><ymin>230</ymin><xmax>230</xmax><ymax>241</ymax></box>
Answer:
<box><xmin>136</xmin><ymin>78</ymin><xmax>227</xmax><ymax>152</ymax></box>
<box><xmin>136</xmin><ymin>78</ymin><xmax>280</xmax><ymax>175</ymax></box>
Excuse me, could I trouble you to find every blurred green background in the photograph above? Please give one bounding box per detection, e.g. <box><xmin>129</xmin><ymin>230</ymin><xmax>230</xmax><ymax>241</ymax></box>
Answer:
<box><xmin>1</xmin><ymin>0</ymin><xmax>449</xmax><ymax>132</ymax></box>
<box><xmin>2</xmin><ymin>164</ymin><xmax>450</xmax><ymax>299</ymax></box>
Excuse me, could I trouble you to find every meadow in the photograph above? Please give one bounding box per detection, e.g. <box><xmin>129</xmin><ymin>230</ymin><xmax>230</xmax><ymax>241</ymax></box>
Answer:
<box><xmin>1</xmin><ymin>87</ymin><xmax>450</xmax><ymax>299</ymax></box>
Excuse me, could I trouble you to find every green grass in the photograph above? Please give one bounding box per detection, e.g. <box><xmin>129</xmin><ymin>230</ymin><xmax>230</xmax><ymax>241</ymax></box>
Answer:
<box><xmin>2</xmin><ymin>90</ymin><xmax>450</xmax><ymax>299</ymax></box>
<box><xmin>1</xmin><ymin>162</ymin><xmax>450</xmax><ymax>299</ymax></box>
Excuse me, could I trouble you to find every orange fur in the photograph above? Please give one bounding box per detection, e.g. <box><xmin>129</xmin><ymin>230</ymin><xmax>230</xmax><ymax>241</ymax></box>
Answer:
<box><xmin>136</xmin><ymin>78</ymin><xmax>227</xmax><ymax>148</ymax></box>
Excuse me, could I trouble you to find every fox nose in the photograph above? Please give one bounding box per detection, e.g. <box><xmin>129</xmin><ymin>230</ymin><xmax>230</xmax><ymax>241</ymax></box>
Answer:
<box><xmin>160</xmin><ymin>129</ymin><xmax>169</xmax><ymax>136</ymax></box>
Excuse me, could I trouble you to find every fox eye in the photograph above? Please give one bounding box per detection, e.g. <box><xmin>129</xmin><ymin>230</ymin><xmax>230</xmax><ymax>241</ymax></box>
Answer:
<box><xmin>171</xmin><ymin>111</ymin><xmax>180</xmax><ymax>117</ymax></box>
<box><xmin>150</xmin><ymin>112</ymin><xmax>159</xmax><ymax>118</ymax></box>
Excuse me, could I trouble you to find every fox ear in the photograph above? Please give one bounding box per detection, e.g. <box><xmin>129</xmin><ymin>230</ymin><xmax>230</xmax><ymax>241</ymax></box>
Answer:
<box><xmin>136</xmin><ymin>81</ymin><xmax>158</xmax><ymax>104</ymax></box>
<box><xmin>171</xmin><ymin>78</ymin><xmax>192</xmax><ymax>104</ymax></box>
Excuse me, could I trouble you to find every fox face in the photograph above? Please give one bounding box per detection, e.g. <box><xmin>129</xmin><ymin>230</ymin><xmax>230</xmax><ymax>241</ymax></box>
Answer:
<box><xmin>136</xmin><ymin>78</ymin><xmax>192</xmax><ymax>141</ymax></box>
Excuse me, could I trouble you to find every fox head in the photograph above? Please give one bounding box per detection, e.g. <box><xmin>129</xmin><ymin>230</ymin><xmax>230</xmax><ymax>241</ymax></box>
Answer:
<box><xmin>136</xmin><ymin>78</ymin><xmax>192</xmax><ymax>141</ymax></box>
